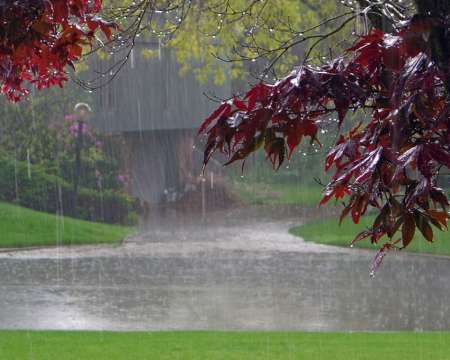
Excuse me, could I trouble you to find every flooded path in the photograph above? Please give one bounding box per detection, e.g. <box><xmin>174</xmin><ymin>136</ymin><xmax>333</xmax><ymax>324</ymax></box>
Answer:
<box><xmin>0</xmin><ymin>206</ymin><xmax>449</xmax><ymax>331</ymax></box>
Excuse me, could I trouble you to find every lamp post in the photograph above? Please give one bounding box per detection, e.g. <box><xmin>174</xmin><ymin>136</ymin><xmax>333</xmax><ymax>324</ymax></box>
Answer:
<box><xmin>72</xmin><ymin>102</ymin><xmax>92</xmax><ymax>216</ymax></box>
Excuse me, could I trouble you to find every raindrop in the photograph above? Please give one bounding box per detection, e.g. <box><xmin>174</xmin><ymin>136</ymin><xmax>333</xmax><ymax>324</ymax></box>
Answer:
<box><xmin>26</xmin><ymin>149</ymin><xmax>31</xmax><ymax>180</ymax></box>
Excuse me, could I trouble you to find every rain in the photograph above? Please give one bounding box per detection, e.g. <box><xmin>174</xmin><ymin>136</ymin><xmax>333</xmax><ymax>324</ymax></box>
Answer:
<box><xmin>0</xmin><ymin>0</ymin><xmax>450</xmax><ymax>359</ymax></box>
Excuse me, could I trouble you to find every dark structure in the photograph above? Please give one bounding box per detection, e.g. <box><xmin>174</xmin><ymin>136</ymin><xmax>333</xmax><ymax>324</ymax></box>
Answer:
<box><xmin>92</xmin><ymin>47</ymin><xmax>231</xmax><ymax>204</ymax></box>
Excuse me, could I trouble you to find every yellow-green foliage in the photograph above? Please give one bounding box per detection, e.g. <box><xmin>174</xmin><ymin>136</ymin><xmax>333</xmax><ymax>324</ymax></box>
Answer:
<box><xmin>168</xmin><ymin>0</ymin><xmax>338</xmax><ymax>83</ymax></box>
<box><xmin>102</xmin><ymin>1</ymin><xmax>342</xmax><ymax>83</ymax></box>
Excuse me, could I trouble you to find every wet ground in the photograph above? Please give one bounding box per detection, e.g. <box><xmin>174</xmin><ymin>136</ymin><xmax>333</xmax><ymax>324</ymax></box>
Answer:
<box><xmin>0</xmin><ymin>205</ymin><xmax>449</xmax><ymax>331</ymax></box>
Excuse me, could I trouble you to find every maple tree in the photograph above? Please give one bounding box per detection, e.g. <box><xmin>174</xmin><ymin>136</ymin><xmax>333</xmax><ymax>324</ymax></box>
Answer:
<box><xmin>199</xmin><ymin>0</ymin><xmax>450</xmax><ymax>271</ymax></box>
<box><xmin>0</xmin><ymin>0</ymin><xmax>115</xmax><ymax>101</ymax></box>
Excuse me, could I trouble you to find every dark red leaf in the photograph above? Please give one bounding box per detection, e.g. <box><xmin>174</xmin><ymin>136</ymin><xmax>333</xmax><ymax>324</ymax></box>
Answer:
<box><xmin>0</xmin><ymin>0</ymin><xmax>117</xmax><ymax>100</ymax></box>
<box><xmin>426</xmin><ymin>210</ymin><xmax>449</xmax><ymax>230</ymax></box>
<box><xmin>199</xmin><ymin>17</ymin><xmax>450</xmax><ymax>270</ymax></box>
<box><xmin>402</xmin><ymin>213</ymin><xmax>415</xmax><ymax>247</ymax></box>
<box><xmin>198</xmin><ymin>103</ymin><xmax>232</xmax><ymax>134</ymax></box>
<box><xmin>414</xmin><ymin>211</ymin><xmax>434</xmax><ymax>242</ymax></box>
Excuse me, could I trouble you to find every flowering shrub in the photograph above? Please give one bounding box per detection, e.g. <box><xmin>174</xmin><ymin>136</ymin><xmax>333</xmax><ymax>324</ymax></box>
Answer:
<box><xmin>53</xmin><ymin>113</ymin><xmax>126</xmax><ymax>192</ymax></box>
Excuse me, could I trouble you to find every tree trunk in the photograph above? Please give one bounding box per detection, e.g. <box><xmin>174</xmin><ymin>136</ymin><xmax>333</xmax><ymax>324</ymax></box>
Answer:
<box><xmin>415</xmin><ymin>0</ymin><xmax>450</xmax><ymax>91</ymax></box>
<box><xmin>415</xmin><ymin>0</ymin><xmax>450</xmax><ymax>16</ymax></box>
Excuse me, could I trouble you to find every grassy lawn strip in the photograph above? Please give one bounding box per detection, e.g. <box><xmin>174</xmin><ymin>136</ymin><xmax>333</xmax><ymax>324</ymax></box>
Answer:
<box><xmin>0</xmin><ymin>202</ymin><xmax>133</xmax><ymax>248</ymax></box>
<box><xmin>234</xmin><ymin>181</ymin><xmax>323</xmax><ymax>206</ymax></box>
<box><xmin>0</xmin><ymin>331</ymin><xmax>449</xmax><ymax>359</ymax></box>
<box><xmin>290</xmin><ymin>215</ymin><xmax>450</xmax><ymax>256</ymax></box>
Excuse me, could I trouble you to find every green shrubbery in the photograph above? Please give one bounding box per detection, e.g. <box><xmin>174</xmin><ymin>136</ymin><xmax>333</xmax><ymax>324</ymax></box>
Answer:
<box><xmin>0</xmin><ymin>157</ymin><xmax>137</xmax><ymax>225</ymax></box>
<box><xmin>0</xmin><ymin>91</ymin><xmax>140</xmax><ymax>225</ymax></box>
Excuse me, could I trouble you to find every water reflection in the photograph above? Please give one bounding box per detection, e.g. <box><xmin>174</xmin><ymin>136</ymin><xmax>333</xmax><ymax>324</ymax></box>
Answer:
<box><xmin>0</xmin><ymin>207</ymin><xmax>449</xmax><ymax>331</ymax></box>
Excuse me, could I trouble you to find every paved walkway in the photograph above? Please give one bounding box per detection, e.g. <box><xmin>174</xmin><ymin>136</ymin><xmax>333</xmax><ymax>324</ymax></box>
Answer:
<box><xmin>0</xmin><ymin>206</ymin><xmax>347</xmax><ymax>260</ymax></box>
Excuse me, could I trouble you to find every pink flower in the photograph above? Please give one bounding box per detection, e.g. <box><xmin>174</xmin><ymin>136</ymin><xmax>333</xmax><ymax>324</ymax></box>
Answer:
<box><xmin>117</xmin><ymin>174</ymin><xmax>130</xmax><ymax>185</ymax></box>
<box><xmin>68</xmin><ymin>122</ymin><xmax>88</xmax><ymax>137</ymax></box>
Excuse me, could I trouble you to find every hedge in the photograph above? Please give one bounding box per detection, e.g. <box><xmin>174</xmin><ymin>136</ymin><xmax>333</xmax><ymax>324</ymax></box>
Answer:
<box><xmin>0</xmin><ymin>157</ymin><xmax>137</xmax><ymax>225</ymax></box>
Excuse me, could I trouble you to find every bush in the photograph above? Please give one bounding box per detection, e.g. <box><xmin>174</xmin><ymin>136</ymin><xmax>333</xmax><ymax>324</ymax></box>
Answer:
<box><xmin>0</xmin><ymin>157</ymin><xmax>138</xmax><ymax>225</ymax></box>
<box><xmin>77</xmin><ymin>188</ymin><xmax>138</xmax><ymax>224</ymax></box>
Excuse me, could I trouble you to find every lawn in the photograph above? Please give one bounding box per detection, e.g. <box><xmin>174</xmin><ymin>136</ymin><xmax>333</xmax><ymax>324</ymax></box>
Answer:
<box><xmin>0</xmin><ymin>331</ymin><xmax>449</xmax><ymax>359</ymax></box>
<box><xmin>290</xmin><ymin>215</ymin><xmax>450</xmax><ymax>256</ymax></box>
<box><xmin>234</xmin><ymin>181</ymin><xmax>323</xmax><ymax>206</ymax></box>
<box><xmin>0</xmin><ymin>202</ymin><xmax>134</xmax><ymax>248</ymax></box>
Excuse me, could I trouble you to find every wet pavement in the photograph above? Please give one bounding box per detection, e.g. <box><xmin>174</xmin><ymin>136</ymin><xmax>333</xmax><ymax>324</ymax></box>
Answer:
<box><xmin>0</xmin><ymin>206</ymin><xmax>449</xmax><ymax>331</ymax></box>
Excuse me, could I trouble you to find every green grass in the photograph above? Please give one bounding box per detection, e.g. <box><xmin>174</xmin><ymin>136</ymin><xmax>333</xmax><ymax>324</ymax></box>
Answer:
<box><xmin>0</xmin><ymin>331</ymin><xmax>449</xmax><ymax>359</ymax></box>
<box><xmin>234</xmin><ymin>181</ymin><xmax>323</xmax><ymax>206</ymax></box>
<box><xmin>290</xmin><ymin>215</ymin><xmax>450</xmax><ymax>256</ymax></box>
<box><xmin>0</xmin><ymin>202</ymin><xmax>133</xmax><ymax>248</ymax></box>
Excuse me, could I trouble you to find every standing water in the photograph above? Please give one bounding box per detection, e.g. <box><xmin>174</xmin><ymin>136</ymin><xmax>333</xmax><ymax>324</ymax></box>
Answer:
<box><xmin>0</xmin><ymin>2</ymin><xmax>450</xmax><ymax>358</ymax></box>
